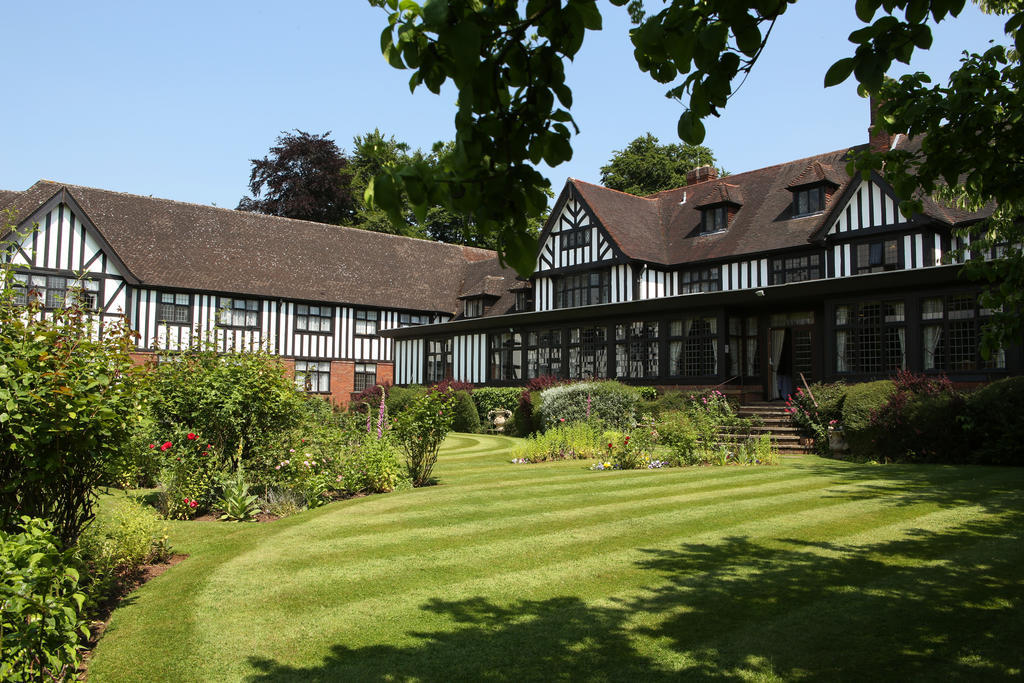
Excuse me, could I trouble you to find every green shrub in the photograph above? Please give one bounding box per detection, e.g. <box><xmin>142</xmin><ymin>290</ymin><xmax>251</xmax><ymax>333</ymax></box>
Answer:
<box><xmin>216</xmin><ymin>473</ymin><xmax>262</xmax><ymax>522</ymax></box>
<box><xmin>601</xmin><ymin>425</ymin><xmax>659</xmax><ymax>469</ymax></box>
<box><xmin>343</xmin><ymin>437</ymin><xmax>401</xmax><ymax>493</ymax></box>
<box><xmin>472</xmin><ymin>387</ymin><xmax>522</xmax><ymax>426</ymax></box>
<box><xmin>393</xmin><ymin>390</ymin><xmax>456</xmax><ymax>486</ymax></box>
<box><xmin>537</xmin><ymin>381</ymin><xmax>639</xmax><ymax>431</ymax></box>
<box><xmin>156</xmin><ymin>430</ymin><xmax>221</xmax><ymax>519</ymax></box>
<box><xmin>841</xmin><ymin>380</ymin><xmax>896</xmax><ymax>459</ymax></box>
<box><xmin>385</xmin><ymin>385</ymin><xmax>428</xmax><ymax>417</ymax></box>
<box><xmin>451</xmin><ymin>390</ymin><xmax>481</xmax><ymax>433</ymax></box>
<box><xmin>636</xmin><ymin>386</ymin><xmax>659</xmax><ymax>401</ymax></box>
<box><xmin>511</xmin><ymin>390</ymin><xmax>542</xmax><ymax>437</ymax></box>
<box><xmin>787</xmin><ymin>382</ymin><xmax>848</xmax><ymax>455</ymax></box>
<box><xmin>79</xmin><ymin>496</ymin><xmax>169</xmax><ymax>595</ymax></box>
<box><xmin>1</xmin><ymin>517</ymin><xmax>89</xmax><ymax>681</ymax></box>
<box><xmin>963</xmin><ymin>376</ymin><xmax>1024</xmax><ymax>465</ymax></box>
<box><xmin>657</xmin><ymin>410</ymin><xmax>700</xmax><ymax>465</ymax></box>
<box><xmin>144</xmin><ymin>344</ymin><xmax>307</xmax><ymax>471</ymax></box>
<box><xmin>868</xmin><ymin>372</ymin><xmax>966</xmax><ymax>463</ymax></box>
<box><xmin>651</xmin><ymin>390</ymin><xmax>691</xmax><ymax>416</ymax></box>
<box><xmin>0</xmin><ymin>269</ymin><xmax>145</xmax><ymax>544</ymax></box>
<box><xmin>512</xmin><ymin>422</ymin><xmax>604</xmax><ymax>463</ymax></box>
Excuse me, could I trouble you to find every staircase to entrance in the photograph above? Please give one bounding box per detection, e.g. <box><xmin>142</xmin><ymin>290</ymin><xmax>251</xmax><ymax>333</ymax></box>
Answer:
<box><xmin>736</xmin><ymin>401</ymin><xmax>812</xmax><ymax>455</ymax></box>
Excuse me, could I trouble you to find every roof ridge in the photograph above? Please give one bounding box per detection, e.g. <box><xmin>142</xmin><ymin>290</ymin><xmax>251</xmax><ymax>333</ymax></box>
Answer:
<box><xmin>570</xmin><ymin>178</ymin><xmax>659</xmax><ymax>202</ymax></box>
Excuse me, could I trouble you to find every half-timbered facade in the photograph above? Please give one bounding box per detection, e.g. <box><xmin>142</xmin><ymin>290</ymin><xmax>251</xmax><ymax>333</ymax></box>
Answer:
<box><xmin>385</xmin><ymin>126</ymin><xmax>1020</xmax><ymax>399</ymax></box>
<box><xmin>0</xmin><ymin>181</ymin><xmax>515</xmax><ymax>405</ymax></box>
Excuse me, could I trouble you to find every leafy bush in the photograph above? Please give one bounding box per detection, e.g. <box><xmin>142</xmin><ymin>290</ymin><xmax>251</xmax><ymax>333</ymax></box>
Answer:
<box><xmin>636</xmin><ymin>386</ymin><xmax>658</xmax><ymax>401</ymax></box>
<box><xmin>511</xmin><ymin>389</ymin><xmax>542</xmax><ymax>437</ymax></box>
<box><xmin>216</xmin><ymin>473</ymin><xmax>262</xmax><ymax>522</ymax></box>
<box><xmin>0</xmin><ymin>270</ymin><xmax>145</xmax><ymax>544</ymax></box>
<box><xmin>869</xmin><ymin>372</ymin><xmax>966</xmax><ymax>463</ymax></box>
<box><xmin>1</xmin><ymin>517</ymin><xmax>89</xmax><ymax>681</ymax></box>
<box><xmin>657</xmin><ymin>410</ymin><xmax>700</xmax><ymax>465</ymax></box>
<box><xmin>601</xmin><ymin>425</ymin><xmax>659</xmax><ymax>470</ymax></box>
<box><xmin>144</xmin><ymin>344</ymin><xmax>306</xmax><ymax>471</ymax></box>
<box><xmin>386</xmin><ymin>385</ymin><xmax>428</xmax><ymax>417</ymax></box>
<box><xmin>393</xmin><ymin>390</ymin><xmax>456</xmax><ymax>486</ymax></box>
<box><xmin>840</xmin><ymin>380</ymin><xmax>896</xmax><ymax>459</ymax></box>
<box><xmin>512</xmin><ymin>421</ymin><xmax>605</xmax><ymax>463</ymax></box>
<box><xmin>350</xmin><ymin>382</ymin><xmax>390</xmax><ymax>413</ymax></box>
<box><xmin>651</xmin><ymin>390</ymin><xmax>691</xmax><ymax>417</ymax></box>
<box><xmin>964</xmin><ymin>376</ymin><xmax>1024</xmax><ymax>465</ymax></box>
<box><xmin>450</xmin><ymin>390</ymin><xmax>481</xmax><ymax>433</ymax></box>
<box><xmin>536</xmin><ymin>381</ymin><xmax>640</xmax><ymax>431</ymax></box>
<box><xmin>156</xmin><ymin>431</ymin><xmax>221</xmax><ymax>519</ymax></box>
<box><xmin>258</xmin><ymin>488</ymin><xmax>305</xmax><ymax>518</ymax></box>
<box><xmin>343</xmin><ymin>437</ymin><xmax>401</xmax><ymax>494</ymax></box>
<box><xmin>471</xmin><ymin>387</ymin><xmax>522</xmax><ymax>425</ymax></box>
<box><xmin>430</xmin><ymin>379</ymin><xmax>474</xmax><ymax>394</ymax></box>
<box><xmin>78</xmin><ymin>496</ymin><xmax>169</xmax><ymax>597</ymax></box>
<box><xmin>786</xmin><ymin>382</ymin><xmax>847</xmax><ymax>455</ymax></box>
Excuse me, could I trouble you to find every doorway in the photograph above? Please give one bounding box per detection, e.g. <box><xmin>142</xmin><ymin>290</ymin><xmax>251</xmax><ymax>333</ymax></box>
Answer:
<box><xmin>769</xmin><ymin>314</ymin><xmax>816</xmax><ymax>400</ymax></box>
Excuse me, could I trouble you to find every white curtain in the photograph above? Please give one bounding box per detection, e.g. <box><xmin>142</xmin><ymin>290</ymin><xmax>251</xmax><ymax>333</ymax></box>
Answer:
<box><xmin>923</xmin><ymin>325</ymin><xmax>941</xmax><ymax>370</ymax></box>
<box><xmin>835</xmin><ymin>330</ymin><xmax>848</xmax><ymax>373</ymax></box>
<box><xmin>770</xmin><ymin>328</ymin><xmax>785</xmax><ymax>399</ymax></box>
<box><xmin>709</xmin><ymin>318</ymin><xmax>719</xmax><ymax>375</ymax></box>
<box><xmin>897</xmin><ymin>327</ymin><xmax>907</xmax><ymax>369</ymax></box>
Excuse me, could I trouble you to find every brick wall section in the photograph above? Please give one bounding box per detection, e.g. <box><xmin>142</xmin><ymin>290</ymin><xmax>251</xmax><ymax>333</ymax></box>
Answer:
<box><xmin>330</xmin><ymin>361</ymin><xmax>355</xmax><ymax>408</ymax></box>
<box><xmin>129</xmin><ymin>351</ymin><xmax>155</xmax><ymax>368</ymax></box>
<box><xmin>377</xmin><ymin>362</ymin><xmax>394</xmax><ymax>387</ymax></box>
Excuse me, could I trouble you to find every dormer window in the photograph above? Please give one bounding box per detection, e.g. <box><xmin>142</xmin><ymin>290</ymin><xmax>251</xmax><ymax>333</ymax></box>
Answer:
<box><xmin>514</xmin><ymin>289</ymin><xmax>532</xmax><ymax>312</ymax></box>
<box><xmin>702</xmin><ymin>206</ymin><xmax>728</xmax><ymax>234</ymax></box>
<box><xmin>464</xmin><ymin>297</ymin><xmax>485</xmax><ymax>318</ymax></box>
<box><xmin>793</xmin><ymin>186</ymin><xmax>825</xmax><ymax>217</ymax></box>
<box><xmin>695</xmin><ymin>183</ymin><xmax>742</xmax><ymax>235</ymax></box>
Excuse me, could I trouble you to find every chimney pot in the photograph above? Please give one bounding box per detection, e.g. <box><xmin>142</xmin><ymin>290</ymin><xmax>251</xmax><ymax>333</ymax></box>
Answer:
<box><xmin>685</xmin><ymin>165</ymin><xmax>719</xmax><ymax>186</ymax></box>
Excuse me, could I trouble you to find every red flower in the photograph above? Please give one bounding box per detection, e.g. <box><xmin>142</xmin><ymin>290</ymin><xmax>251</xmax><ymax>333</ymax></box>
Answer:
<box><xmin>607</xmin><ymin>442</ymin><xmax>613</xmax><ymax>449</ymax></box>
<box><xmin>187</xmin><ymin>433</ymin><xmax>196</xmax><ymax>440</ymax></box>
<box><xmin>207</xmin><ymin>444</ymin><xmax>213</xmax><ymax>449</ymax></box>
<box><xmin>624</xmin><ymin>436</ymin><xmax>630</xmax><ymax>442</ymax></box>
<box><xmin>189</xmin><ymin>499</ymin><xmax>198</xmax><ymax>508</ymax></box>
<box><xmin>160</xmin><ymin>441</ymin><xmax>172</xmax><ymax>451</ymax></box>
<box><xmin>148</xmin><ymin>444</ymin><xmax>156</xmax><ymax>449</ymax></box>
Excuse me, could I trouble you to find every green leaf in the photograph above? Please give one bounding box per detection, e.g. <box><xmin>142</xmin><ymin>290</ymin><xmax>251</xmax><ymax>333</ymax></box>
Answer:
<box><xmin>421</xmin><ymin>0</ymin><xmax>448</xmax><ymax>28</ymax></box>
<box><xmin>824</xmin><ymin>58</ymin><xmax>856</xmax><ymax>88</ymax></box>
<box><xmin>677</xmin><ymin>111</ymin><xmax>706</xmax><ymax>145</ymax></box>
<box><xmin>503</xmin><ymin>229</ymin><xmax>540</xmax><ymax>278</ymax></box>
<box><xmin>855</xmin><ymin>0</ymin><xmax>881</xmax><ymax>22</ymax></box>
<box><xmin>572</xmin><ymin>0</ymin><xmax>603</xmax><ymax>31</ymax></box>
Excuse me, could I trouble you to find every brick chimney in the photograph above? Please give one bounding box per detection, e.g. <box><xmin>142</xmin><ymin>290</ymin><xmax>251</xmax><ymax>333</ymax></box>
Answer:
<box><xmin>686</xmin><ymin>165</ymin><xmax>719</xmax><ymax>185</ymax></box>
<box><xmin>868</xmin><ymin>95</ymin><xmax>892</xmax><ymax>153</ymax></box>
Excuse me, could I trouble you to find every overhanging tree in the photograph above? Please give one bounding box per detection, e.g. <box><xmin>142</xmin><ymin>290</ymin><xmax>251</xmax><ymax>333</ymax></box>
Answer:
<box><xmin>367</xmin><ymin>0</ymin><xmax>1023</xmax><ymax>348</ymax></box>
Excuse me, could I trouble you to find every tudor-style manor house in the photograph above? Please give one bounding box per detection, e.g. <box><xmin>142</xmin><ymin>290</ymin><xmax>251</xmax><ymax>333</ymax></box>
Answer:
<box><xmin>2</xmin><ymin>117</ymin><xmax>1018</xmax><ymax>404</ymax></box>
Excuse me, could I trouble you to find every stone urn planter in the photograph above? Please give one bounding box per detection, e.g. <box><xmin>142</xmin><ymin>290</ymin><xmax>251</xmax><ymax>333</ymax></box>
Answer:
<box><xmin>488</xmin><ymin>409</ymin><xmax>513</xmax><ymax>433</ymax></box>
<box><xmin>828</xmin><ymin>427</ymin><xmax>849</xmax><ymax>454</ymax></box>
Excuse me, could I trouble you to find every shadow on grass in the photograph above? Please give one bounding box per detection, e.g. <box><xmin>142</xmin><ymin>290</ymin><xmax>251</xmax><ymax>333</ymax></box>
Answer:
<box><xmin>246</xmin><ymin>467</ymin><xmax>1024</xmax><ymax>681</ymax></box>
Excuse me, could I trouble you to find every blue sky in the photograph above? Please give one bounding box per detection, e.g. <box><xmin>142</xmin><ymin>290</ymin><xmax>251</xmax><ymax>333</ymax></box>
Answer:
<box><xmin>0</xmin><ymin>2</ymin><xmax>1008</xmax><ymax>209</ymax></box>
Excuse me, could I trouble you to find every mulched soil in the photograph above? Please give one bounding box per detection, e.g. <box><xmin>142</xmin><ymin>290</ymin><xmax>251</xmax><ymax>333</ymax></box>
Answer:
<box><xmin>77</xmin><ymin>553</ymin><xmax>188</xmax><ymax>679</ymax></box>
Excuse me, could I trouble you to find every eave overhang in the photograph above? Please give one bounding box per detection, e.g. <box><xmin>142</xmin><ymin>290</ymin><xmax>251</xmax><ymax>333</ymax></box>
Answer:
<box><xmin>382</xmin><ymin>264</ymin><xmax>969</xmax><ymax>339</ymax></box>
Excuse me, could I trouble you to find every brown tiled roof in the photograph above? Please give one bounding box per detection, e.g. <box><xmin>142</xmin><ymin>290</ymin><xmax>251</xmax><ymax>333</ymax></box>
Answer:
<box><xmin>457</xmin><ymin>258</ymin><xmax>520</xmax><ymax>316</ymax></box>
<box><xmin>695</xmin><ymin>182</ymin><xmax>743</xmax><ymax>208</ymax></box>
<box><xmin>567</xmin><ymin>148</ymin><xmax>859</xmax><ymax>266</ymax></box>
<box><xmin>785</xmin><ymin>160</ymin><xmax>846</xmax><ymax>189</ymax></box>
<box><xmin>3</xmin><ymin>180</ymin><xmax>513</xmax><ymax>315</ymax></box>
<box><xmin>564</xmin><ymin>140</ymin><xmax>995</xmax><ymax>268</ymax></box>
<box><xmin>0</xmin><ymin>190</ymin><xmax>21</xmax><ymax>212</ymax></box>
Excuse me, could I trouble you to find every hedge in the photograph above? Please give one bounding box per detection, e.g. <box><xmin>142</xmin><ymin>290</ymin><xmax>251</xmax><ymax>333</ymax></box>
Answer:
<box><xmin>840</xmin><ymin>380</ymin><xmax>895</xmax><ymax>459</ymax></box>
<box><xmin>536</xmin><ymin>381</ymin><xmax>640</xmax><ymax>431</ymax></box>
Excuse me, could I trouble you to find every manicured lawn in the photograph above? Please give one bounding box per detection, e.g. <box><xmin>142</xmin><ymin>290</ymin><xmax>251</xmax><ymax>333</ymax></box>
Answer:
<box><xmin>88</xmin><ymin>434</ymin><xmax>1024</xmax><ymax>681</ymax></box>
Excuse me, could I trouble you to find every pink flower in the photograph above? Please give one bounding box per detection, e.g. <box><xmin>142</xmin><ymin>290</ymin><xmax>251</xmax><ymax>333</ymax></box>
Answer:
<box><xmin>559</xmin><ymin>418</ymin><xmax>565</xmax><ymax>423</ymax></box>
<box><xmin>275</xmin><ymin>465</ymin><xmax>281</xmax><ymax>470</ymax></box>
<box><xmin>289</xmin><ymin>448</ymin><xmax>296</xmax><ymax>453</ymax></box>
